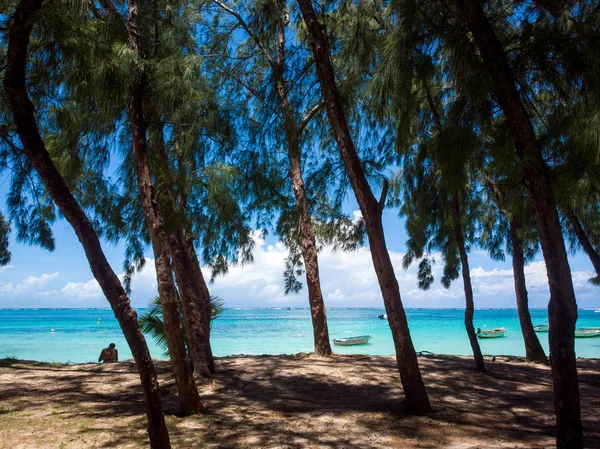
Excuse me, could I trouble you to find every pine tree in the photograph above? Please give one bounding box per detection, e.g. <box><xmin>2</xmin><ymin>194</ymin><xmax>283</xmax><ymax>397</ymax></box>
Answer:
<box><xmin>2</xmin><ymin>0</ymin><xmax>171</xmax><ymax>446</ymax></box>
<box><xmin>296</xmin><ymin>0</ymin><xmax>431</xmax><ymax>415</ymax></box>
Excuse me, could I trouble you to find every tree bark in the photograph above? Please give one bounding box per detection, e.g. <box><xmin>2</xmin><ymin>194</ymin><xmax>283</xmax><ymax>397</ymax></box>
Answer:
<box><xmin>167</xmin><ymin>231</ymin><xmax>214</xmax><ymax>380</ymax></box>
<box><xmin>287</xmin><ymin>135</ymin><xmax>333</xmax><ymax>355</ymax></box>
<box><xmin>139</xmin><ymin>126</ymin><xmax>203</xmax><ymax>414</ymax></box>
<box><xmin>509</xmin><ymin>219</ymin><xmax>549</xmax><ymax>364</ymax></box>
<box><xmin>176</xmin><ymin>191</ymin><xmax>216</xmax><ymax>375</ymax></box>
<box><xmin>4</xmin><ymin>1</ymin><xmax>171</xmax><ymax>447</ymax></box>
<box><xmin>458</xmin><ymin>1</ymin><xmax>582</xmax><ymax>447</ymax></box>
<box><xmin>152</xmin><ymin>245</ymin><xmax>204</xmax><ymax>414</ymax></box>
<box><xmin>296</xmin><ymin>0</ymin><xmax>430</xmax><ymax>414</ymax></box>
<box><xmin>273</xmin><ymin>0</ymin><xmax>332</xmax><ymax>356</ymax></box>
<box><xmin>126</xmin><ymin>0</ymin><xmax>213</xmax><ymax>384</ymax></box>
<box><xmin>451</xmin><ymin>196</ymin><xmax>485</xmax><ymax>372</ymax></box>
<box><xmin>566</xmin><ymin>207</ymin><xmax>600</xmax><ymax>278</ymax></box>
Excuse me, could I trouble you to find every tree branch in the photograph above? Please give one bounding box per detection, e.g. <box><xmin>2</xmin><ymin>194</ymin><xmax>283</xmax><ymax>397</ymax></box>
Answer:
<box><xmin>298</xmin><ymin>100</ymin><xmax>324</xmax><ymax>135</ymax></box>
<box><xmin>209</xmin><ymin>0</ymin><xmax>276</xmax><ymax>68</ymax></box>
<box><xmin>379</xmin><ymin>179</ymin><xmax>389</xmax><ymax>212</ymax></box>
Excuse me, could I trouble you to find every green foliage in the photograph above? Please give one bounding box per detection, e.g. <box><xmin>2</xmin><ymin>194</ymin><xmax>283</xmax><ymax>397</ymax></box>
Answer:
<box><xmin>139</xmin><ymin>294</ymin><xmax>225</xmax><ymax>357</ymax></box>
<box><xmin>0</xmin><ymin>212</ymin><xmax>11</xmax><ymax>266</ymax></box>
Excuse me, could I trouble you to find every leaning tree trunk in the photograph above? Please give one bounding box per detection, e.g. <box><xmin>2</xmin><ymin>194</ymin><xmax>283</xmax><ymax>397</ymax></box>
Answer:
<box><xmin>296</xmin><ymin>0</ymin><xmax>431</xmax><ymax>414</ymax></box>
<box><xmin>566</xmin><ymin>207</ymin><xmax>600</xmax><ymax>278</ymax></box>
<box><xmin>458</xmin><ymin>1</ymin><xmax>582</xmax><ymax>447</ymax></box>
<box><xmin>509</xmin><ymin>219</ymin><xmax>549</xmax><ymax>364</ymax></box>
<box><xmin>452</xmin><ymin>196</ymin><xmax>485</xmax><ymax>372</ymax></box>
<box><xmin>4</xmin><ymin>1</ymin><xmax>171</xmax><ymax>447</ymax></box>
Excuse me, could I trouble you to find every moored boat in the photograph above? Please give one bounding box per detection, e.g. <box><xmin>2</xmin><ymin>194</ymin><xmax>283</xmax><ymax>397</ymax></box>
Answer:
<box><xmin>574</xmin><ymin>329</ymin><xmax>600</xmax><ymax>338</ymax></box>
<box><xmin>476</xmin><ymin>327</ymin><xmax>506</xmax><ymax>338</ymax></box>
<box><xmin>533</xmin><ymin>325</ymin><xmax>549</xmax><ymax>332</ymax></box>
<box><xmin>333</xmin><ymin>335</ymin><xmax>372</xmax><ymax>346</ymax></box>
<box><xmin>377</xmin><ymin>314</ymin><xmax>387</xmax><ymax>319</ymax></box>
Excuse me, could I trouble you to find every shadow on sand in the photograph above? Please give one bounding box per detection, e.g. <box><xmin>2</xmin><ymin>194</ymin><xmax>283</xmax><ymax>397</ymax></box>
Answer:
<box><xmin>0</xmin><ymin>354</ymin><xmax>598</xmax><ymax>448</ymax></box>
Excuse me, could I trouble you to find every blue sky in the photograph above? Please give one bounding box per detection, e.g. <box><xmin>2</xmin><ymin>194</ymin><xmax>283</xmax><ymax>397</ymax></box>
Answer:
<box><xmin>1</xmin><ymin>171</ymin><xmax>598</xmax><ymax>310</ymax></box>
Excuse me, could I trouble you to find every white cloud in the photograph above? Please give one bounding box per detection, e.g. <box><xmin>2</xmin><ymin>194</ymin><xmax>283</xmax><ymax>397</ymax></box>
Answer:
<box><xmin>0</xmin><ymin>264</ymin><xmax>13</xmax><ymax>272</ymax></box>
<box><xmin>59</xmin><ymin>258</ymin><xmax>159</xmax><ymax>303</ymax></box>
<box><xmin>1</xmin><ymin>233</ymin><xmax>597</xmax><ymax>309</ymax></box>
<box><xmin>327</xmin><ymin>288</ymin><xmax>345</xmax><ymax>300</ymax></box>
<box><xmin>61</xmin><ymin>278</ymin><xmax>104</xmax><ymax>300</ymax></box>
<box><xmin>0</xmin><ymin>272</ymin><xmax>58</xmax><ymax>296</ymax></box>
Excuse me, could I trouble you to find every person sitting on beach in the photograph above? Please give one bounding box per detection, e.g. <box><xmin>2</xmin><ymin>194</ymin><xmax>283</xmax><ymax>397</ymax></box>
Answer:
<box><xmin>98</xmin><ymin>343</ymin><xmax>118</xmax><ymax>363</ymax></box>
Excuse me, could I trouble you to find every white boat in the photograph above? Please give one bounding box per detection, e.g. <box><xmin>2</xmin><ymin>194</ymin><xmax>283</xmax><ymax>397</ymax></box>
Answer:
<box><xmin>333</xmin><ymin>335</ymin><xmax>372</xmax><ymax>346</ymax></box>
<box><xmin>579</xmin><ymin>327</ymin><xmax>600</xmax><ymax>331</ymax></box>
<box><xmin>595</xmin><ymin>308</ymin><xmax>600</xmax><ymax>313</ymax></box>
<box><xmin>476</xmin><ymin>327</ymin><xmax>506</xmax><ymax>339</ymax></box>
<box><xmin>533</xmin><ymin>325</ymin><xmax>549</xmax><ymax>332</ymax></box>
<box><xmin>377</xmin><ymin>314</ymin><xmax>387</xmax><ymax>319</ymax></box>
<box><xmin>574</xmin><ymin>329</ymin><xmax>600</xmax><ymax>338</ymax></box>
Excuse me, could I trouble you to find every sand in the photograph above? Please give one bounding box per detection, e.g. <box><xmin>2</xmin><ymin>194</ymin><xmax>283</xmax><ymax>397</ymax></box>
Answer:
<box><xmin>0</xmin><ymin>354</ymin><xmax>598</xmax><ymax>449</ymax></box>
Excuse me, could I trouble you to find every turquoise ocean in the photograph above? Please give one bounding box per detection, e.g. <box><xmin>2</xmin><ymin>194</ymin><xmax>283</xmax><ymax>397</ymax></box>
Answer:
<box><xmin>1</xmin><ymin>308</ymin><xmax>599</xmax><ymax>363</ymax></box>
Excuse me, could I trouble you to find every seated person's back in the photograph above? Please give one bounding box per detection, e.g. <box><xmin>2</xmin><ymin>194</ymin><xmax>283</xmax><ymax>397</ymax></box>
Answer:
<box><xmin>98</xmin><ymin>343</ymin><xmax>118</xmax><ymax>363</ymax></box>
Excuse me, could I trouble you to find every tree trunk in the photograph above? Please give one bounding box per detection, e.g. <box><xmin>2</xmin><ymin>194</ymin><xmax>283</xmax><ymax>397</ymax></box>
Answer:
<box><xmin>139</xmin><ymin>128</ymin><xmax>203</xmax><ymax>414</ymax></box>
<box><xmin>452</xmin><ymin>196</ymin><xmax>485</xmax><ymax>372</ymax></box>
<box><xmin>153</xmin><ymin>248</ymin><xmax>204</xmax><ymax>414</ymax></box>
<box><xmin>181</xmin><ymin>216</ymin><xmax>216</xmax><ymax>375</ymax></box>
<box><xmin>509</xmin><ymin>219</ymin><xmax>549</xmax><ymax>364</ymax></box>
<box><xmin>288</xmin><ymin>138</ymin><xmax>333</xmax><ymax>355</ymax></box>
<box><xmin>271</xmin><ymin>1</ymin><xmax>332</xmax><ymax>356</ymax></box>
<box><xmin>458</xmin><ymin>1</ymin><xmax>582</xmax><ymax>447</ymax></box>
<box><xmin>566</xmin><ymin>207</ymin><xmax>600</xmax><ymax>278</ymax></box>
<box><xmin>127</xmin><ymin>0</ymin><xmax>213</xmax><ymax>384</ymax></box>
<box><xmin>4</xmin><ymin>1</ymin><xmax>171</xmax><ymax>447</ymax></box>
<box><xmin>156</xmin><ymin>145</ymin><xmax>214</xmax><ymax>381</ymax></box>
<box><xmin>296</xmin><ymin>0</ymin><xmax>430</xmax><ymax>414</ymax></box>
<box><xmin>167</xmin><ymin>229</ymin><xmax>214</xmax><ymax>381</ymax></box>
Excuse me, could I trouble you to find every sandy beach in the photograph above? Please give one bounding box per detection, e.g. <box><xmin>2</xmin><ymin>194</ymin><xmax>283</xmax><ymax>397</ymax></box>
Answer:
<box><xmin>0</xmin><ymin>354</ymin><xmax>598</xmax><ymax>449</ymax></box>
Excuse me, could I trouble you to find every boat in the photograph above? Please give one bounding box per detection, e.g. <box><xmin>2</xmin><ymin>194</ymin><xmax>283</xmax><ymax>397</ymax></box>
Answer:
<box><xmin>476</xmin><ymin>327</ymin><xmax>506</xmax><ymax>338</ymax></box>
<box><xmin>579</xmin><ymin>327</ymin><xmax>600</xmax><ymax>331</ymax></box>
<box><xmin>533</xmin><ymin>325</ymin><xmax>549</xmax><ymax>332</ymax></box>
<box><xmin>377</xmin><ymin>314</ymin><xmax>387</xmax><ymax>319</ymax></box>
<box><xmin>574</xmin><ymin>329</ymin><xmax>600</xmax><ymax>338</ymax></box>
<box><xmin>333</xmin><ymin>335</ymin><xmax>372</xmax><ymax>346</ymax></box>
<box><xmin>595</xmin><ymin>308</ymin><xmax>600</xmax><ymax>313</ymax></box>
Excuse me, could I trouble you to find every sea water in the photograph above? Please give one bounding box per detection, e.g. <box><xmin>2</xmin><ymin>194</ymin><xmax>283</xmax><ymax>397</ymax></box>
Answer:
<box><xmin>0</xmin><ymin>308</ymin><xmax>598</xmax><ymax>363</ymax></box>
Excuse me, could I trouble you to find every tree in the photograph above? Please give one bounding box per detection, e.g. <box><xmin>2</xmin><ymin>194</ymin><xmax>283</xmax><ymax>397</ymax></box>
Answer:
<box><xmin>454</xmin><ymin>1</ymin><xmax>582</xmax><ymax>446</ymax></box>
<box><xmin>3</xmin><ymin>0</ymin><xmax>171</xmax><ymax>446</ymax></box>
<box><xmin>123</xmin><ymin>0</ymin><xmax>231</xmax><ymax>383</ymax></box>
<box><xmin>381</xmin><ymin>40</ymin><xmax>486</xmax><ymax>371</ymax></box>
<box><xmin>480</xmin><ymin>172</ymin><xmax>549</xmax><ymax>365</ymax></box>
<box><xmin>206</xmin><ymin>0</ymin><xmax>370</xmax><ymax>356</ymax></box>
<box><xmin>296</xmin><ymin>0</ymin><xmax>431</xmax><ymax>415</ymax></box>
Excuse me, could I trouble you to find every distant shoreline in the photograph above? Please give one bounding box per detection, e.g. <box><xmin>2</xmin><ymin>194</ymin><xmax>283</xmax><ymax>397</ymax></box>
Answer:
<box><xmin>2</xmin><ymin>306</ymin><xmax>599</xmax><ymax>310</ymax></box>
